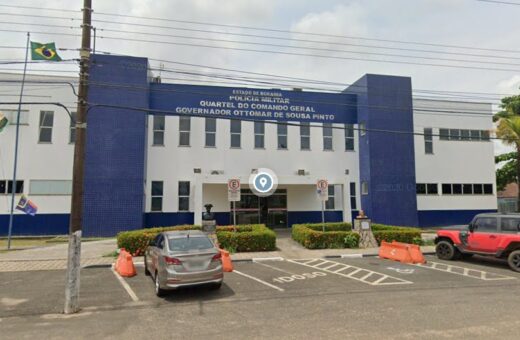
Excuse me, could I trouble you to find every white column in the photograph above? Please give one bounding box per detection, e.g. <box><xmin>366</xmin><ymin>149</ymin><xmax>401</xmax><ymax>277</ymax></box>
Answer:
<box><xmin>194</xmin><ymin>176</ymin><xmax>203</xmax><ymax>225</ymax></box>
<box><xmin>343</xmin><ymin>179</ymin><xmax>352</xmax><ymax>223</ymax></box>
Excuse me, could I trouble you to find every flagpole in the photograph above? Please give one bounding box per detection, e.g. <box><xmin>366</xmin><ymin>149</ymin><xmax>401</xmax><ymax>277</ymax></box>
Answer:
<box><xmin>6</xmin><ymin>32</ymin><xmax>30</xmax><ymax>250</ymax></box>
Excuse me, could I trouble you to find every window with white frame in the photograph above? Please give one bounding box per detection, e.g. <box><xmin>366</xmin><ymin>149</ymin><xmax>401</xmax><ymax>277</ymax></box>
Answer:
<box><xmin>205</xmin><ymin>118</ymin><xmax>216</xmax><ymax>147</ymax></box>
<box><xmin>300</xmin><ymin>122</ymin><xmax>310</xmax><ymax>150</ymax></box>
<box><xmin>350</xmin><ymin>182</ymin><xmax>357</xmax><ymax>210</ymax></box>
<box><xmin>38</xmin><ymin>111</ymin><xmax>54</xmax><ymax>143</ymax></box>
<box><xmin>361</xmin><ymin>181</ymin><xmax>368</xmax><ymax>195</ymax></box>
<box><xmin>0</xmin><ymin>180</ymin><xmax>24</xmax><ymax>194</ymax></box>
<box><xmin>151</xmin><ymin>181</ymin><xmax>163</xmax><ymax>212</ymax></box>
<box><xmin>69</xmin><ymin>112</ymin><xmax>77</xmax><ymax>144</ymax></box>
<box><xmin>254</xmin><ymin>121</ymin><xmax>264</xmax><ymax>149</ymax></box>
<box><xmin>30</xmin><ymin>180</ymin><xmax>72</xmax><ymax>195</ymax></box>
<box><xmin>230</xmin><ymin>120</ymin><xmax>241</xmax><ymax>148</ymax></box>
<box><xmin>178</xmin><ymin>181</ymin><xmax>190</xmax><ymax>211</ymax></box>
<box><xmin>277</xmin><ymin>123</ymin><xmax>288</xmax><ymax>149</ymax></box>
<box><xmin>323</xmin><ymin>123</ymin><xmax>333</xmax><ymax>150</ymax></box>
<box><xmin>153</xmin><ymin>115</ymin><xmax>165</xmax><ymax>146</ymax></box>
<box><xmin>325</xmin><ymin>185</ymin><xmax>335</xmax><ymax>210</ymax></box>
<box><xmin>345</xmin><ymin>124</ymin><xmax>354</xmax><ymax>151</ymax></box>
<box><xmin>416</xmin><ymin>183</ymin><xmax>438</xmax><ymax>195</ymax></box>
<box><xmin>179</xmin><ymin>116</ymin><xmax>190</xmax><ymax>146</ymax></box>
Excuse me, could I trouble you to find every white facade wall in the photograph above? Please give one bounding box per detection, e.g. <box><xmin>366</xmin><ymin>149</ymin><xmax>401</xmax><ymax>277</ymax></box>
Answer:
<box><xmin>413</xmin><ymin>98</ymin><xmax>497</xmax><ymax>211</ymax></box>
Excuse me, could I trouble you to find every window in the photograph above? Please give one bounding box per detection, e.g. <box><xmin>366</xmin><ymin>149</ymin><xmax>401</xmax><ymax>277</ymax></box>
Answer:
<box><xmin>424</xmin><ymin>128</ymin><xmax>433</xmax><ymax>154</ymax></box>
<box><xmin>300</xmin><ymin>122</ymin><xmax>310</xmax><ymax>150</ymax></box>
<box><xmin>178</xmin><ymin>181</ymin><xmax>190</xmax><ymax>211</ymax></box>
<box><xmin>38</xmin><ymin>111</ymin><xmax>54</xmax><ymax>143</ymax></box>
<box><xmin>439</xmin><ymin>128</ymin><xmax>449</xmax><ymax>140</ymax></box>
<box><xmin>345</xmin><ymin>124</ymin><xmax>354</xmax><ymax>151</ymax></box>
<box><xmin>157</xmin><ymin>235</ymin><xmax>164</xmax><ymax>249</ymax></box>
<box><xmin>254</xmin><ymin>122</ymin><xmax>264</xmax><ymax>149</ymax></box>
<box><xmin>30</xmin><ymin>180</ymin><xmax>72</xmax><ymax>195</ymax></box>
<box><xmin>69</xmin><ymin>112</ymin><xmax>77</xmax><ymax>144</ymax></box>
<box><xmin>277</xmin><ymin>123</ymin><xmax>288</xmax><ymax>149</ymax></box>
<box><xmin>179</xmin><ymin>116</ymin><xmax>190</xmax><ymax>146</ymax></box>
<box><xmin>169</xmin><ymin>237</ymin><xmax>213</xmax><ymax>252</ymax></box>
<box><xmin>461</xmin><ymin>129</ymin><xmax>470</xmax><ymax>141</ymax></box>
<box><xmin>350</xmin><ymin>182</ymin><xmax>357</xmax><ymax>210</ymax></box>
<box><xmin>230</xmin><ymin>120</ymin><xmax>241</xmax><ymax>148</ymax></box>
<box><xmin>442</xmin><ymin>183</ymin><xmax>493</xmax><ymax>195</ymax></box>
<box><xmin>323</xmin><ymin>123</ymin><xmax>333</xmax><ymax>150</ymax></box>
<box><xmin>470</xmin><ymin>130</ymin><xmax>480</xmax><ymax>141</ymax></box>
<box><xmin>473</xmin><ymin>217</ymin><xmax>497</xmax><ymax>232</ymax></box>
<box><xmin>1</xmin><ymin>180</ymin><xmax>24</xmax><ymax>194</ymax></box>
<box><xmin>151</xmin><ymin>181</ymin><xmax>163</xmax><ymax>212</ymax></box>
<box><xmin>416</xmin><ymin>183</ymin><xmax>438</xmax><ymax>195</ymax></box>
<box><xmin>153</xmin><ymin>115</ymin><xmax>165</xmax><ymax>146</ymax></box>
<box><xmin>449</xmin><ymin>129</ymin><xmax>460</xmax><ymax>141</ymax></box>
<box><xmin>325</xmin><ymin>185</ymin><xmax>335</xmax><ymax>210</ymax></box>
<box><xmin>360</xmin><ymin>122</ymin><xmax>366</xmax><ymax>136</ymax></box>
<box><xmin>361</xmin><ymin>181</ymin><xmax>368</xmax><ymax>195</ymax></box>
<box><xmin>205</xmin><ymin>118</ymin><xmax>216</xmax><ymax>147</ymax></box>
<box><xmin>501</xmin><ymin>218</ymin><xmax>520</xmax><ymax>232</ymax></box>
<box><xmin>481</xmin><ymin>130</ymin><xmax>490</xmax><ymax>141</ymax></box>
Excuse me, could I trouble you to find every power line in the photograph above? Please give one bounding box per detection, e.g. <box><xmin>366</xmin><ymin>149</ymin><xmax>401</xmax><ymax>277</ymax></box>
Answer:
<box><xmin>476</xmin><ymin>0</ymin><xmax>520</xmax><ymax>5</ymax></box>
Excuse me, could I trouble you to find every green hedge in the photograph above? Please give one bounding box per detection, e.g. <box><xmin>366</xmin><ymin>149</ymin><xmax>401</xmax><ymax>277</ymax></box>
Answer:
<box><xmin>117</xmin><ymin>224</ymin><xmax>275</xmax><ymax>255</ymax></box>
<box><xmin>292</xmin><ymin>223</ymin><xmax>359</xmax><ymax>249</ymax></box>
<box><xmin>292</xmin><ymin>222</ymin><xmax>422</xmax><ymax>249</ymax></box>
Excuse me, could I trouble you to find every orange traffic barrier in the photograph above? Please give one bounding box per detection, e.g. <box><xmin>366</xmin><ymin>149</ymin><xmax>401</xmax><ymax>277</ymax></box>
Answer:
<box><xmin>378</xmin><ymin>241</ymin><xmax>414</xmax><ymax>264</ymax></box>
<box><xmin>115</xmin><ymin>249</ymin><xmax>137</xmax><ymax>277</ymax></box>
<box><xmin>220</xmin><ymin>249</ymin><xmax>234</xmax><ymax>272</ymax></box>
<box><xmin>407</xmin><ymin>243</ymin><xmax>426</xmax><ymax>264</ymax></box>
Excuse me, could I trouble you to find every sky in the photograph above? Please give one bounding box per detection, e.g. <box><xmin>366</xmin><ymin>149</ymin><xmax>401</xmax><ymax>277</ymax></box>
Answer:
<box><xmin>1</xmin><ymin>0</ymin><xmax>520</xmax><ymax>154</ymax></box>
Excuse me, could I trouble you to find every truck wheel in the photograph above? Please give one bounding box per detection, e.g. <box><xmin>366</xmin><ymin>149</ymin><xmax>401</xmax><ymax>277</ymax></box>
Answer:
<box><xmin>436</xmin><ymin>240</ymin><xmax>458</xmax><ymax>260</ymax></box>
<box><xmin>507</xmin><ymin>250</ymin><xmax>520</xmax><ymax>272</ymax></box>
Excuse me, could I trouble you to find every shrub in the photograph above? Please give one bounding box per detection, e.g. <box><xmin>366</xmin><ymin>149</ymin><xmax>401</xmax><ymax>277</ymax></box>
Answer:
<box><xmin>116</xmin><ymin>224</ymin><xmax>275</xmax><ymax>255</ymax></box>
<box><xmin>292</xmin><ymin>223</ymin><xmax>359</xmax><ymax>249</ymax></box>
<box><xmin>216</xmin><ymin>224</ymin><xmax>276</xmax><ymax>252</ymax></box>
<box><xmin>371</xmin><ymin>224</ymin><xmax>422</xmax><ymax>245</ymax></box>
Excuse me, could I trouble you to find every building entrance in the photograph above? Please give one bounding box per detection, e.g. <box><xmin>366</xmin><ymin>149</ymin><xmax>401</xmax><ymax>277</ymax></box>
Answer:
<box><xmin>230</xmin><ymin>189</ymin><xmax>287</xmax><ymax>228</ymax></box>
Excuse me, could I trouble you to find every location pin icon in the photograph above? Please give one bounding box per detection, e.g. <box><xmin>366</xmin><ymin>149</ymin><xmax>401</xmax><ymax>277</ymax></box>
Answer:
<box><xmin>259</xmin><ymin>177</ymin><xmax>268</xmax><ymax>189</ymax></box>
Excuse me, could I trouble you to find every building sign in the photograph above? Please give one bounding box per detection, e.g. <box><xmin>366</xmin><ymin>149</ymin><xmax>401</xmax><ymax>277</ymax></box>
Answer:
<box><xmin>150</xmin><ymin>84</ymin><xmax>358</xmax><ymax>124</ymax></box>
<box><xmin>228</xmin><ymin>178</ymin><xmax>241</xmax><ymax>202</ymax></box>
<box><xmin>317</xmin><ymin>179</ymin><xmax>328</xmax><ymax>201</ymax></box>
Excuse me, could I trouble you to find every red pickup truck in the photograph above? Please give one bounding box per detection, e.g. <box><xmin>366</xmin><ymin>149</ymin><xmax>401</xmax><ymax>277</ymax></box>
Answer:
<box><xmin>435</xmin><ymin>213</ymin><xmax>520</xmax><ymax>272</ymax></box>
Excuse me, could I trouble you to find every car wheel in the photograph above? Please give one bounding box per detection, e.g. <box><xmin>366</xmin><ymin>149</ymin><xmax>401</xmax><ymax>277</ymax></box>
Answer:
<box><xmin>144</xmin><ymin>255</ymin><xmax>151</xmax><ymax>276</ymax></box>
<box><xmin>436</xmin><ymin>240</ymin><xmax>457</xmax><ymax>260</ymax></box>
<box><xmin>155</xmin><ymin>271</ymin><xmax>166</xmax><ymax>297</ymax></box>
<box><xmin>507</xmin><ymin>250</ymin><xmax>520</xmax><ymax>272</ymax></box>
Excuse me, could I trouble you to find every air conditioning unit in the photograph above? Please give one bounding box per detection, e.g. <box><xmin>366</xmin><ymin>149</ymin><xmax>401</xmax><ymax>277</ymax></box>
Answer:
<box><xmin>345</xmin><ymin>169</ymin><xmax>349</xmax><ymax>175</ymax></box>
<box><xmin>193</xmin><ymin>168</ymin><xmax>202</xmax><ymax>174</ymax></box>
<box><xmin>297</xmin><ymin>169</ymin><xmax>306</xmax><ymax>176</ymax></box>
<box><xmin>152</xmin><ymin>76</ymin><xmax>161</xmax><ymax>84</ymax></box>
<box><xmin>251</xmin><ymin>168</ymin><xmax>258</xmax><ymax>174</ymax></box>
<box><xmin>210</xmin><ymin>170</ymin><xmax>224</xmax><ymax>175</ymax></box>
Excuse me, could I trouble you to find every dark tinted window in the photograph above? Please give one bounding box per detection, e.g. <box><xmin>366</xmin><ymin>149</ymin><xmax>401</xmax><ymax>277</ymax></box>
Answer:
<box><xmin>501</xmin><ymin>217</ymin><xmax>520</xmax><ymax>232</ymax></box>
<box><xmin>416</xmin><ymin>184</ymin><xmax>426</xmax><ymax>194</ymax></box>
<box><xmin>473</xmin><ymin>184</ymin><xmax>483</xmax><ymax>194</ymax></box>
<box><xmin>474</xmin><ymin>217</ymin><xmax>497</xmax><ymax>232</ymax></box>
<box><xmin>0</xmin><ymin>181</ymin><xmax>5</xmax><ymax>194</ymax></box>
<box><xmin>483</xmin><ymin>184</ymin><xmax>493</xmax><ymax>194</ymax></box>
<box><xmin>168</xmin><ymin>236</ymin><xmax>213</xmax><ymax>252</ymax></box>
<box><xmin>439</xmin><ymin>128</ymin><xmax>449</xmax><ymax>140</ymax></box>
<box><xmin>157</xmin><ymin>235</ymin><xmax>164</xmax><ymax>249</ymax></box>
<box><xmin>427</xmin><ymin>183</ymin><xmax>438</xmax><ymax>194</ymax></box>
<box><xmin>442</xmin><ymin>184</ymin><xmax>452</xmax><ymax>194</ymax></box>
<box><xmin>463</xmin><ymin>184</ymin><xmax>473</xmax><ymax>195</ymax></box>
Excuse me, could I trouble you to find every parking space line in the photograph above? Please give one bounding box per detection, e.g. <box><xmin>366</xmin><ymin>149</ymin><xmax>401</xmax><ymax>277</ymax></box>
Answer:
<box><xmin>111</xmin><ymin>265</ymin><xmax>139</xmax><ymax>302</ymax></box>
<box><xmin>415</xmin><ymin>261</ymin><xmax>516</xmax><ymax>281</ymax></box>
<box><xmin>233</xmin><ymin>270</ymin><xmax>285</xmax><ymax>292</ymax></box>
<box><xmin>287</xmin><ymin>259</ymin><xmax>413</xmax><ymax>286</ymax></box>
<box><xmin>322</xmin><ymin>263</ymin><xmax>341</xmax><ymax>270</ymax></box>
<box><xmin>254</xmin><ymin>260</ymin><xmax>296</xmax><ymax>275</ymax></box>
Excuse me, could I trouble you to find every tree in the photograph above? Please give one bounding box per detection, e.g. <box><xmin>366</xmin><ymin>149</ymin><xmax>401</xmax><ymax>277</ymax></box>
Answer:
<box><xmin>494</xmin><ymin>94</ymin><xmax>520</xmax><ymax>210</ymax></box>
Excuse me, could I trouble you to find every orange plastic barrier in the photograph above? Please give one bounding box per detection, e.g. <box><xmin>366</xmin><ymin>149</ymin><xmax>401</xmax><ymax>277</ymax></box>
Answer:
<box><xmin>407</xmin><ymin>244</ymin><xmax>426</xmax><ymax>264</ymax></box>
<box><xmin>115</xmin><ymin>249</ymin><xmax>137</xmax><ymax>277</ymax></box>
<box><xmin>220</xmin><ymin>249</ymin><xmax>234</xmax><ymax>272</ymax></box>
<box><xmin>379</xmin><ymin>241</ymin><xmax>413</xmax><ymax>264</ymax></box>
<box><xmin>378</xmin><ymin>241</ymin><xmax>426</xmax><ymax>264</ymax></box>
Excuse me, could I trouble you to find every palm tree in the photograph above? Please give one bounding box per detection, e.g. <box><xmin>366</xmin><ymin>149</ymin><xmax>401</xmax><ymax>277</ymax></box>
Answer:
<box><xmin>495</xmin><ymin>94</ymin><xmax>520</xmax><ymax>211</ymax></box>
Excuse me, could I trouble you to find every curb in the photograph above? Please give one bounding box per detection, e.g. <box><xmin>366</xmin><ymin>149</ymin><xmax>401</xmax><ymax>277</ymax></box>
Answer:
<box><xmin>232</xmin><ymin>251</ymin><xmax>437</xmax><ymax>262</ymax></box>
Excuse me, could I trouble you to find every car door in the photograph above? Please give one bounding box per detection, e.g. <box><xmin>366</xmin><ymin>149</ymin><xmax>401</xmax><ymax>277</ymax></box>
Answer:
<box><xmin>148</xmin><ymin>234</ymin><xmax>162</xmax><ymax>273</ymax></box>
<box><xmin>467</xmin><ymin>216</ymin><xmax>500</xmax><ymax>253</ymax></box>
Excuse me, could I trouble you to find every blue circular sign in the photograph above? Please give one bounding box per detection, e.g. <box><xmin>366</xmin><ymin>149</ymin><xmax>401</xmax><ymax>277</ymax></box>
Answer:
<box><xmin>249</xmin><ymin>168</ymin><xmax>278</xmax><ymax>197</ymax></box>
<box><xmin>254</xmin><ymin>173</ymin><xmax>274</xmax><ymax>193</ymax></box>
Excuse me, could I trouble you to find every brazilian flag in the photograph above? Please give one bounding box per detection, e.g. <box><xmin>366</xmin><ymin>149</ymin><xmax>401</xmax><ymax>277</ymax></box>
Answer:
<box><xmin>31</xmin><ymin>41</ymin><xmax>62</xmax><ymax>61</ymax></box>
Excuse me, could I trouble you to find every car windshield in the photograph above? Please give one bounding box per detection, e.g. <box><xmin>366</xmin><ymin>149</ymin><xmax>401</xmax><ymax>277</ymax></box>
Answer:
<box><xmin>168</xmin><ymin>236</ymin><xmax>214</xmax><ymax>252</ymax></box>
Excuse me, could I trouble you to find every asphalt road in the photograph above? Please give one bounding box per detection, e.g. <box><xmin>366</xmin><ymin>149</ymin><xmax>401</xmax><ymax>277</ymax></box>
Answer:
<box><xmin>1</xmin><ymin>255</ymin><xmax>520</xmax><ymax>339</ymax></box>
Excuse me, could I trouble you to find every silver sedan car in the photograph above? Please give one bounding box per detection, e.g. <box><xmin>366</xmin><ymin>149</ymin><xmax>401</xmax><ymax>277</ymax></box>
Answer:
<box><xmin>144</xmin><ymin>230</ymin><xmax>223</xmax><ymax>296</ymax></box>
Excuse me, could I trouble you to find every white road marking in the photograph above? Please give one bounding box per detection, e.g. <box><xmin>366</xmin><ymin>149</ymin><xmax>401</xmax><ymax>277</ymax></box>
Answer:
<box><xmin>415</xmin><ymin>261</ymin><xmax>516</xmax><ymax>281</ymax></box>
<box><xmin>341</xmin><ymin>254</ymin><xmax>364</xmax><ymax>259</ymax></box>
<box><xmin>252</xmin><ymin>257</ymin><xmax>284</xmax><ymax>262</ymax></box>
<box><xmin>111</xmin><ymin>265</ymin><xmax>139</xmax><ymax>302</ymax></box>
<box><xmin>287</xmin><ymin>259</ymin><xmax>413</xmax><ymax>286</ymax></box>
<box><xmin>254</xmin><ymin>260</ymin><xmax>295</xmax><ymax>275</ymax></box>
<box><xmin>233</xmin><ymin>270</ymin><xmax>285</xmax><ymax>292</ymax></box>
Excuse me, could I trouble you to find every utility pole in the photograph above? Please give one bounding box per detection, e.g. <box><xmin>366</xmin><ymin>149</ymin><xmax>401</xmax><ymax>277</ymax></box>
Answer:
<box><xmin>64</xmin><ymin>0</ymin><xmax>91</xmax><ymax>314</ymax></box>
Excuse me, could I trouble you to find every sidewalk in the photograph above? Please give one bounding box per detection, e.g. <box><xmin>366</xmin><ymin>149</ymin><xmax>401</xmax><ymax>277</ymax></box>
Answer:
<box><xmin>0</xmin><ymin>239</ymin><xmax>116</xmax><ymax>272</ymax></box>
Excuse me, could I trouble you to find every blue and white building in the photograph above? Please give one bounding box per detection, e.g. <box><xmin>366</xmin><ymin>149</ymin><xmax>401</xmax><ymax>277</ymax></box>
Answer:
<box><xmin>0</xmin><ymin>54</ymin><xmax>497</xmax><ymax>236</ymax></box>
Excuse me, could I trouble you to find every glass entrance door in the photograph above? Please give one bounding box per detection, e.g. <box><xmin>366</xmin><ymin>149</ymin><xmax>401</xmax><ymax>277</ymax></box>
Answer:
<box><xmin>231</xmin><ymin>189</ymin><xmax>287</xmax><ymax>228</ymax></box>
